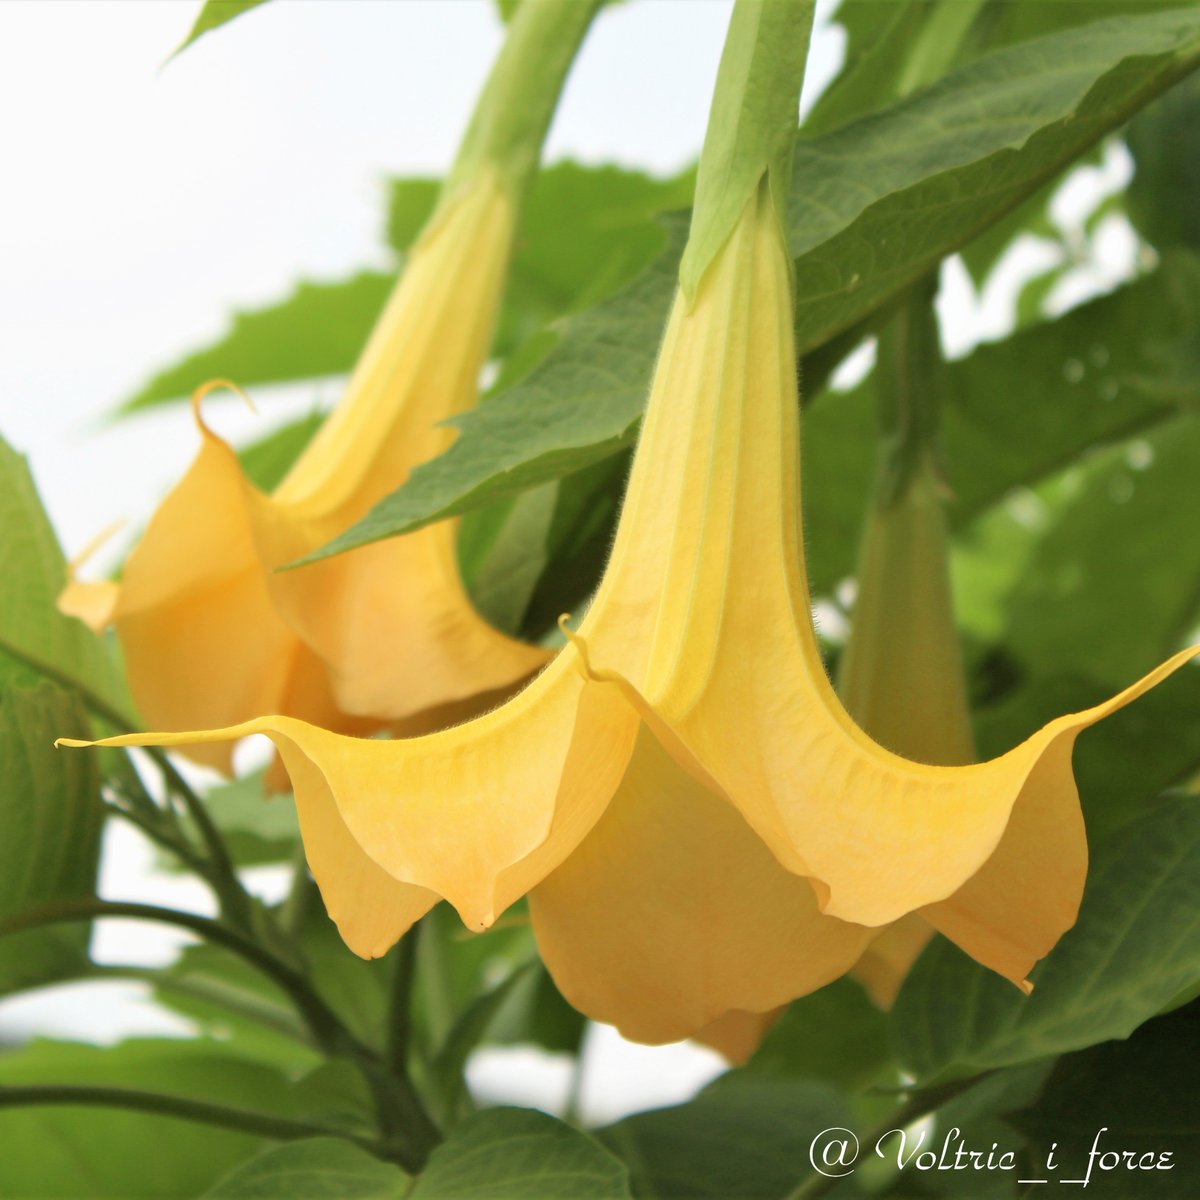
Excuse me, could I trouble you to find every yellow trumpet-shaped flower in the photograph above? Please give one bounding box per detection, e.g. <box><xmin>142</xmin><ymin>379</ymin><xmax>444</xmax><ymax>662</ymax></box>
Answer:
<box><xmin>61</xmin><ymin>169</ymin><xmax>549</xmax><ymax>775</ymax></box>
<box><xmin>64</xmin><ymin>185</ymin><xmax>1199</xmax><ymax>1043</ymax></box>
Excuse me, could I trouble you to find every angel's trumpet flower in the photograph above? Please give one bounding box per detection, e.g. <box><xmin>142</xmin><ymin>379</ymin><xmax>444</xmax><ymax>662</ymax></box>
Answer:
<box><xmin>59</xmin><ymin>0</ymin><xmax>609</xmax><ymax>773</ymax></box>
<box><xmin>61</xmin><ymin>170</ymin><xmax>547</xmax><ymax>777</ymax></box>
<box><xmin>65</xmin><ymin>183</ymin><xmax>1198</xmax><ymax>1041</ymax></box>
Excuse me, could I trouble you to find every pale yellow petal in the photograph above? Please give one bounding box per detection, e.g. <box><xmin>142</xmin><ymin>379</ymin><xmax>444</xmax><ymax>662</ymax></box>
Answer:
<box><xmin>570</xmin><ymin>186</ymin><xmax>1200</xmax><ymax>929</ymax></box>
<box><xmin>528</xmin><ymin>728</ymin><xmax>874</xmax><ymax>1045</ymax></box>
<box><xmin>61</xmin><ymin>652</ymin><xmax>642</xmax><ymax>932</ymax></box>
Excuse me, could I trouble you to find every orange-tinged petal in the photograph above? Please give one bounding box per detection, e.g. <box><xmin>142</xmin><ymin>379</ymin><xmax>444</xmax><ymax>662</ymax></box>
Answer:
<box><xmin>68</xmin><ymin>172</ymin><xmax>548</xmax><ymax>759</ymax></box>
<box><xmin>529</xmin><ymin>727</ymin><xmax>874</xmax><ymax>1045</ymax></box>
<box><xmin>567</xmin><ymin>186</ymin><xmax>1200</xmax><ymax>930</ymax></box>
<box><xmin>61</xmin><ymin>647</ymin><xmax>642</xmax><ymax>933</ymax></box>
<box><xmin>274</xmin><ymin>735</ymin><xmax>437</xmax><ymax>958</ymax></box>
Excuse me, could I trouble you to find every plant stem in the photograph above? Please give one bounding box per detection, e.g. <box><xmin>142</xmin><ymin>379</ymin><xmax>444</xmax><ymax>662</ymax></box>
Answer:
<box><xmin>0</xmin><ymin>899</ymin><xmax>346</xmax><ymax>1052</ymax></box>
<box><xmin>385</xmin><ymin>924</ymin><xmax>420</xmax><ymax>1079</ymax></box>
<box><xmin>782</xmin><ymin>1073</ymin><xmax>992</xmax><ymax>1200</ymax></box>
<box><xmin>0</xmin><ymin>898</ymin><xmax>441</xmax><ymax>1171</ymax></box>
<box><xmin>0</xmin><ymin>1084</ymin><xmax>390</xmax><ymax>1154</ymax></box>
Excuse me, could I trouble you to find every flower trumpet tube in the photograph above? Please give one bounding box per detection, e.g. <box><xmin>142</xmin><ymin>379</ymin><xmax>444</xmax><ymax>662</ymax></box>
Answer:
<box><xmin>59</xmin><ymin>0</ymin><xmax>605</xmax><ymax>768</ymax></box>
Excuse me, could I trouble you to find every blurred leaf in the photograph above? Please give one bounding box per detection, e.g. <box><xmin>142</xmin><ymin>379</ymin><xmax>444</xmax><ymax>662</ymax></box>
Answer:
<box><xmin>318</xmin><ymin>8</ymin><xmax>1200</xmax><ymax>557</ymax></box>
<box><xmin>743</xmin><ymin>977</ymin><xmax>891</xmax><ymax>1091</ymax></box>
<box><xmin>0</xmin><ymin>434</ymin><xmax>126</xmax><ymax>706</ymax></box>
<box><xmin>119</xmin><ymin>272</ymin><xmax>394</xmax><ymax>414</ymax></box>
<box><xmin>0</xmin><ymin>1038</ymin><xmax>302</xmax><ymax>1199</ymax></box>
<box><xmin>200</xmin><ymin>769</ymin><xmax>300</xmax><ymax>866</ymax></box>
<box><xmin>154</xmin><ymin>941</ymin><xmax>320</xmax><ymax>1070</ymax></box>
<box><xmin>1128</xmin><ymin>73</ymin><xmax>1200</xmax><ymax>252</ymax></box>
<box><xmin>205</xmin><ymin>1138</ymin><xmax>407</xmax><ymax>1199</ymax></box>
<box><xmin>389</xmin><ymin>163</ymin><xmax>695</xmax><ymax>359</ymax></box>
<box><xmin>409</xmin><ymin>1108</ymin><xmax>631</xmax><ymax>1199</ymax></box>
<box><xmin>807</xmin><ymin>251</ymin><xmax>1200</xmax><ymax>596</ymax></box>
<box><xmin>459</xmin><ymin>484</ymin><xmax>558</xmax><ymax>635</ymax></box>
<box><xmin>891</xmin><ymin>794</ymin><xmax>1200</xmax><ymax>1080</ymax></box>
<box><xmin>0</xmin><ymin>683</ymin><xmax>102</xmax><ymax>993</ymax></box>
<box><xmin>1001</xmin><ymin>414</ymin><xmax>1200</xmax><ymax>689</ymax></box>
<box><xmin>598</xmin><ymin>1076</ymin><xmax>852</xmax><ymax>1200</ymax></box>
<box><xmin>173</xmin><ymin>0</ymin><xmax>272</xmax><ymax>58</ymax></box>
<box><xmin>1009</xmin><ymin>1002</ymin><xmax>1200</xmax><ymax>1197</ymax></box>
<box><xmin>485</xmin><ymin>961</ymin><xmax>586</xmax><ymax>1056</ymax></box>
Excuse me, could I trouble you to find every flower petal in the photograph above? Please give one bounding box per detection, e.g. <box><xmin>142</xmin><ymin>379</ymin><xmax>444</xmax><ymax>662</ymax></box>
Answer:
<box><xmin>63</xmin><ymin>652</ymin><xmax>642</xmax><ymax>934</ymax></box>
<box><xmin>528</xmin><ymin>727</ymin><xmax>874</xmax><ymax>1045</ymax></box>
<box><xmin>567</xmin><ymin>186</ymin><xmax>1200</xmax><ymax>930</ymax></box>
<box><xmin>273</xmin><ymin>734</ymin><xmax>437</xmax><ymax>958</ymax></box>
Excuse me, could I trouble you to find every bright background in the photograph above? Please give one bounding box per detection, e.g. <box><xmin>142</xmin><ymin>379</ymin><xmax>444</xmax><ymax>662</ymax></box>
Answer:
<box><xmin>0</xmin><ymin>0</ymin><xmax>1135</xmax><ymax>1121</ymax></box>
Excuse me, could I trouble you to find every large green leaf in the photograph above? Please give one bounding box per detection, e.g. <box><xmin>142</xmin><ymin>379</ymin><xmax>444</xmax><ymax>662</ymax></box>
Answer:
<box><xmin>597</xmin><ymin>1076</ymin><xmax>851</xmax><ymax>1200</ymax></box>
<box><xmin>1127</xmin><ymin>73</ymin><xmax>1200</xmax><ymax>252</ymax></box>
<box><xmin>1000</xmin><ymin>413</ymin><xmax>1200</xmax><ymax>689</ymax></box>
<box><xmin>316</xmin><ymin>7</ymin><xmax>1200</xmax><ymax>558</ymax></box>
<box><xmin>205</xmin><ymin>1138</ymin><xmax>407</xmax><ymax>1199</ymax></box>
<box><xmin>975</xmin><ymin>666</ymin><xmax>1200</xmax><ymax>844</ymax></box>
<box><xmin>0</xmin><ymin>1039</ymin><xmax>302</xmax><ymax>1199</ymax></box>
<box><xmin>891</xmin><ymin>794</ymin><xmax>1200</xmax><ymax>1081</ymax></box>
<box><xmin>408</xmin><ymin>1108</ymin><xmax>632</xmax><ymax>1199</ymax></box>
<box><xmin>0</xmin><ymin>435</ymin><xmax>126</xmax><ymax>707</ymax></box>
<box><xmin>1008</xmin><ymin>1002</ymin><xmax>1200</xmax><ymax>1197</ymax></box>
<box><xmin>0</xmin><ymin>683</ymin><xmax>102</xmax><ymax>992</ymax></box>
<box><xmin>743</xmin><ymin>977</ymin><xmax>891</xmax><ymax>1091</ymax></box>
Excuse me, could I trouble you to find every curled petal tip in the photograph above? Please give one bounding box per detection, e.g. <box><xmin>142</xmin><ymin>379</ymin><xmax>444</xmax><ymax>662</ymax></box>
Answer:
<box><xmin>189</xmin><ymin>378</ymin><xmax>255</xmax><ymax>436</ymax></box>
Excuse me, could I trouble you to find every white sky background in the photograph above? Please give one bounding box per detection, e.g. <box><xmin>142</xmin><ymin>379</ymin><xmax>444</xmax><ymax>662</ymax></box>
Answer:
<box><xmin>0</xmin><ymin>0</ymin><xmax>1139</xmax><ymax>1122</ymax></box>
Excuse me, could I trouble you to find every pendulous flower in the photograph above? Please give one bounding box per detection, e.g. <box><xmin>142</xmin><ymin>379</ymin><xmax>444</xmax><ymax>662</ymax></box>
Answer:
<box><xmin>64</xmin><ymin>181</ymin><xmax>1197</xmax><ymax>1041</ymax></box>
<box><xmin>61</xmin><ymin>168</ymin><xmax>549</xmax><ymax>779</ymax></box>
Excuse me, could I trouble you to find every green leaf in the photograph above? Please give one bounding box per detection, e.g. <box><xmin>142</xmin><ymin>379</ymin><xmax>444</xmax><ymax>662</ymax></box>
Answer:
<box><xmin>172</xmin><ymin>0</ymin><xmax>272</xmax><ymax>58</ymax></box>
<box><xmin>598</xmin><ymin>1076</ymin><xmax>851</xmax><ymax>1200</ymax></box>
<box><xmin>0</xmin><ymin>1039</ymin><xmax>303</xmax><ymax>1199</ymax></box>
<box><xmin>891</xmin><ymin>794</ymin><xmax>1200</xmax><ymax>1081</ymax></box>
<box><xmin>0</xmin><ymin>435</ymin><xmax>126</xmax><ymax>706</ymax></box>
<box><xmin>806</xmin><ymin>251</ymin><xmax>1200</xmax><ymax>597</ymax></box>
<box><xmin>1127</xmin><ymin>72</ymin><xmax>1200</xmax><ymax>251</ymax></box>
<box><xmin>785</xmin><ymin>7</ymin><xmax>1200</xmax><ymax>360</ymax></box>
<box><xmin>1008</xmin><ymin>1002</ymin><xmax>1200</xmax><ymax>1197</ymax></box>
<box><xmin>409</xmin><ymin>1108</ymin><xmax>631</xmax><ymax>1200</ymax></box>
<box><xmin>0</xmin><ymin>683</ymin><xmax>103</xmax><ymax>992</ymax></box>
<box><xmin>205</xmin><ymin>1138</ymin><xmax>407</xmax><ymax>1199</ymax></box>
<box><xmin>1001</xmin><ymin>413</ymin><xmax>1200</xmax><ymax>690</ymax></box>
<box><xmin>200</xmin><ymin>769</ymin><xmax>300</xmax><ymax>866</ymax></box>
<box><xmin>119</xmin><ymin>272</ymin><xmax>394</xmax><ymax>414</ymax></box>
<box><xmin>316</xmin><ymin>7</ymin><xmax>1200</xmax><ymax>558</ymax></box>
<box><xmin>975</xmin><ymin>666</ymin><xmax>1200</xmax><ymax>844</ymax></box>
<box><xmin>743</xmin><ymin>977</ymin><xmax>892</xmax><ymax>1091</ymax></box>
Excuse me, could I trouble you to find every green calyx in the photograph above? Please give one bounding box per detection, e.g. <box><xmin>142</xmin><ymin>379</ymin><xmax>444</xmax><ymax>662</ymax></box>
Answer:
<box><xmin>442</xmin><ymin>0</ymin><xmax>605</xmax><ymax>210</ymax></box>
<box><xmin>680</xmin><ymin>0</ymin><xmax>815</xmax><ymax>304</ymax></box>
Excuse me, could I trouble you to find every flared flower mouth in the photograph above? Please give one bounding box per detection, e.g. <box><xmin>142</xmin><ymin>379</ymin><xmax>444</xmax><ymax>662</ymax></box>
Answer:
<box><xmin>59</xmin><ymin>169</ymin><xmax>550</xmax><ymax>769</ymax></box>
<box><xmin>62</xmin><ymin>182</ymin><xmax>1200</xmax><ymax>1042</ymax></box>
